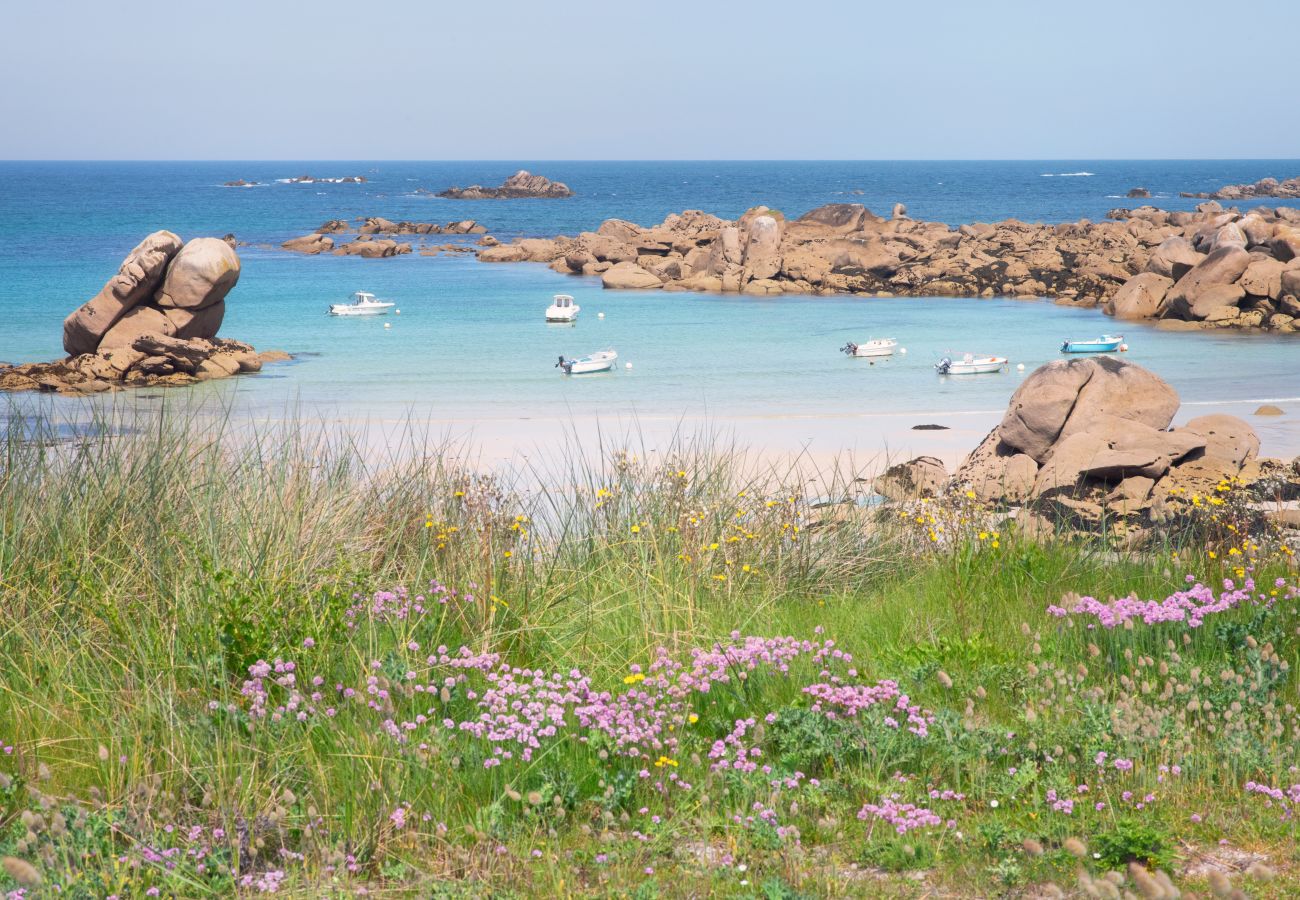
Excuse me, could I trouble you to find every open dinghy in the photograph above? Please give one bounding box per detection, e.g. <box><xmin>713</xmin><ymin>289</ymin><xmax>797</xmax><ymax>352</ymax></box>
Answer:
<box><xmin>557</xmin><ymin>349</ymin><xmax>618</xmax><ymax>375</ymax></box>
<box><xmin>1061</xmin><ymin>334</ymin><xmax>1123</xmax><ymax>353</ymax></box>
<box><xmin>936</xmin><ymin>354</ymin><xmax>1008</xmax><ymax>375</ymax></box>
<box><xmin>840</xmin><ymin>338</ymin><xmax>898</xmax><ymax>358</ymax></box>
<box><xmin>545</xmin><ymin>294</ymin><xmax>580</xmax><ymax>323</ymax></box>
<box><xmin>329</xmin><ymin>291</ymin><xmax>394</xmax><ymax>316</ymax></box>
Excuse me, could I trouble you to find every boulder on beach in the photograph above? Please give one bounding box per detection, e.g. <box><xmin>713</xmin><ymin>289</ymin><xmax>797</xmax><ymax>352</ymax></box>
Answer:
<box><xmin>154</xmin><ymin>238</ymin><xmax>241</xmax><ymax>310</ymax></box>
<box><xmin>62</xmin><ymin>230</ymin><xmax>184</xmax><ymax>355</ymax></box>
<box><xmin>929</xmin><ymin>358</ymin><xmax>1272</xmax><ymax>531</ymax></box>
<box><xmin>282</xmin><ymin>233</ymin><xmax>335</xmax><ymax>254</ymax></box>
<box><xmin>601</xmin><ymin>261</ymin><xmax>663</xmax><ymax>290</ymax></box>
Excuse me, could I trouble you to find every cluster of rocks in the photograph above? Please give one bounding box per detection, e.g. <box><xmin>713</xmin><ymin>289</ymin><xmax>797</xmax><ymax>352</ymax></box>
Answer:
<box><xmin>222</xmin><ymin>179</ymin><xmax>260</xmax><ymax>188</ymax></box>
<box><xmin>1104</xmin><ymin>203</ymin><xmax>1300</xmax><ymax>330</ymax></box>
<box><xmin>0</xmin><ymin>231</ymin><xmax>283</xmax><ymax>394</ymax></box>
<box><xmin>1126</xmin><ymin>187</ymin><xmax>1150</xmax><ymax>198</ymax></box>
<box><xmin>282</xmin><ymin>218</ymin><xmax>488</xmax><ymax>257</ymax></box>
<box><xmin>437</xmin><ymin>170</ymin><xmax>572</xmax><ymax>200</ymax></box>
<box><xmin>875</xmin><ymin>358</ymin><xmax>1298</xmax><ymax>540</ymax></box>
<box><xmin>473</xmin><ymin>200</ymin><xmax>1300</xmax><ymax>331</ymax></box>
<box><xmin>1181</xmin><ymin>176</ymin><xmax>1300</xmax><ymax>201</ymax></box>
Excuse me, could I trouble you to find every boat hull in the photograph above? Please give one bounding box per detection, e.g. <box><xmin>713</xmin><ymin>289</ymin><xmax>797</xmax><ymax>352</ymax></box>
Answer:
<box><xmin>843</xmin><ymin>339</ymin><xmax>897</xmax><ymax>358</ymax></box>
<box><xmin>1061</xmin><ymin>341</ymin><xmax>1122</xmax><ymax>353</ymax></box>
<box><xmin>329</xmin><ymin>306</ymin><xmax>392</xmax><ymax>316</ymax></box>
<box><xmin>936</xmin><ymin>356</ymin><xmax>1007</xmax><ymax>375</ymax></box>
<box><xmin>559</xmin><ymin>351</ymin><xmax>618</xmax><ymax>375</ymax></box>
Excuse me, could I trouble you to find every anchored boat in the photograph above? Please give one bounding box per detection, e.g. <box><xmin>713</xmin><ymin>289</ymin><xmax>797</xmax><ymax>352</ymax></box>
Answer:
<box><xmin>1061</xmin><ymin>334</ymin><xmax>1123</xmax><ymax>353</ymax></box>
<box><xmin>329</xmin><ymin>291</ymin><xmax>394</xmax><ymax>316</ymax></box>
<box><xmin>936</xmin><ymin>354</ymin><xmax>1008</xmax><ymax>375</ymax></box>
<box><xmin>840</xmin><ymin>338</ymin><xmax>898</xmax><ymax>358</ymax></box>
<box><xmin>545</xmin><ymin>294</ymin><xmax>580</xmax><ymax>323</ymax></box>
<box><xmin>557</xmin><ymin>350</ymin><xmax>618</xmax><ymax>375</ymax></box>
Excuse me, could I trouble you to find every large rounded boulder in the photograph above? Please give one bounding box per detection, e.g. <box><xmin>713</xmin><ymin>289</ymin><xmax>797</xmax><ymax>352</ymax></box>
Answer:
<box><xmin>62</xmin><ymin>230</ymin><xmax>183</xmax><ymax>355</ymax></box>
<box><xmin>154</xmin><ymin>237</ymin><xmax>241</xmax><ymax>310</ymax></box>
<box><xmin>999</xmin><ymin>358</ymin><xmax>1180</xmax><ymax>463</ymax></box>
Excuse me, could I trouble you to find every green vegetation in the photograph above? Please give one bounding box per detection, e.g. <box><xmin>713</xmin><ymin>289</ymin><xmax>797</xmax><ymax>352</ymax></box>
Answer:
<box><xmin>0</xmin><ymin>406</ymin><xmax>1297</xmax><ymax>897</ymax></box>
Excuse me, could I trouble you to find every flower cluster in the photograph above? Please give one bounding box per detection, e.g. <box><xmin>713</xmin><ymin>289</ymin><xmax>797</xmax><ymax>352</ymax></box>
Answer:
<box><xmin>857</xmin><ymin>796</ymin><xmax>945</xmax><ymax>834</ymax></box>
<box><xmin>1046</xmin><ymin>575</ymin><xmax>1296</xmax><ymax>629</ymax></box>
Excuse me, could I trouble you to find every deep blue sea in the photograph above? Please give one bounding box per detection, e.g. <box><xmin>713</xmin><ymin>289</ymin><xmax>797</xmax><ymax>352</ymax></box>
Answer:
<box><xmin>2</xmin><ymin>161</ymin><xmax>1299</xmax><ymax>460</ymax></box>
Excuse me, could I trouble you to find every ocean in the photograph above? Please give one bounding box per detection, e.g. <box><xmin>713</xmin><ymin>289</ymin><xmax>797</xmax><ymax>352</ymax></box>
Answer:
<box><xmin>2</xmin><ymin>160</ymin><xmax>1299</xmax><ymax>461</ymax></box>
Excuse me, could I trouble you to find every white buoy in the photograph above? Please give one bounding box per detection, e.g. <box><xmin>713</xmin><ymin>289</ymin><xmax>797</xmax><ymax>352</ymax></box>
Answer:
<box><xmin>625</xmin><ymin>362</ymin><xmax>632</xmax><ymax>369</ymax></box>
<box><xmin>1016</xmin><ymin>363</ymin><xmax>1025</xmax><ymax>371</ymax></box>
<box><xmin>899</xmin><ymin>347</ymin><xmax>907</xmax><ymax>355</ymax></box>
<box><xmin>598</xmin><ymin>312</ymin><xmax>605</xmax><ymax>319</ymax></box>
<box><xmin>395</xmin><ymin>309</ymin><xmax>401</xmax><ymax>315</ymax></box>
<box><xmin>1120</xmin><ymin>343</ymin><xmax>1129</xmax><ymax>352</ymax></box>
<box><xmin>384</xmin><ymin>322</ymin><xmax>391</xmax><ymax>329</ymax></box>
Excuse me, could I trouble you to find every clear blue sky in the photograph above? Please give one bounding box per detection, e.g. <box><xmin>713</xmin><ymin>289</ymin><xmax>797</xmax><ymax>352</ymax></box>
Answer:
<box><xmin>3</xmin><ymin>0</ymin><xmax>1297</xmax><ymax>160</ymax></box>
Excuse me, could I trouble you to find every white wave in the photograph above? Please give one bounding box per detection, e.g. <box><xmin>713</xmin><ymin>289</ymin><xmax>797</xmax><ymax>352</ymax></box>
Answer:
<box><xmin>1040</xmin><ymin>172</ymin><xmax>1096</xmax><ymax>177</ymax></box>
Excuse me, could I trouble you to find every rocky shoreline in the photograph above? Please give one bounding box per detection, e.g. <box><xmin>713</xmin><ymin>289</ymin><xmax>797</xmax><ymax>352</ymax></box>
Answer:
<box><xmin>1181</xmin><ymin>176</ymin><xmax>1300</xmax><ymax>201</ymax></box>
<box><xmin>471</xmin><ymin>201</ymin><xmax>1300</xmax><ymax>332</ymax></box>
<box><xmin>1</xmin><ymin>231</ymin><xmax>284</xmax><ymax>394</ymax></box>
<box><xmin>437</xmin><ymin>170</ymin><xmax>572</xmax><ymax>200</ymax></box>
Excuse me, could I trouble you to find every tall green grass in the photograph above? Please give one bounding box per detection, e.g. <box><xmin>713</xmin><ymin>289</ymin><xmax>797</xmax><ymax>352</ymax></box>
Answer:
<box><xmin>0</xmin><ymin>403</ymin><xmax>1296</xmax><ymax>897</ymax></box>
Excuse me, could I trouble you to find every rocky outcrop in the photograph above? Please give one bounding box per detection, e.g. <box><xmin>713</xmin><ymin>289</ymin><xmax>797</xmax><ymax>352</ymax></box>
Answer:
<box><xmin>332</xmin><ymin>239</ymin><xmax>412</xmax><ymax>258</ymax></box>
<box><xmin>1181</xmin><ymin>176</ymin><xmax>1300</xmax><ymax>201</ymax></box>
<box><xmin>471</xmin><ymin>200</ymin><xmax>1300</xmax><ymax>330</ymax></box>
<box><xmin>1126</xmin><ymin>187</ymin><xmax>1150</xmax><ymax>198</ymax></box>
<box><xmin>223</xmin><ymin>179</ymin><xmax>260</xmax><ymax>187</ymax></box>
<box><xmin>437</xmin><ymin>170</ymin><xmax>572</xmax><ymax>200</ymax></box>
<box><xmin>4</xmin><ymin>231</ymin><xmax>281</xmax><ymax>395</ymax></box>
<box><xmin>945</xmin><ymin>358</ymin><xmax>1263</xmax><ymax>531</ymax></box>
<box><xmin>281</xmin><ymin>219</ymin><xmax>488</xmax><ymax>255</ymax></box>
<box><xmin>281</xmin><ymin>233</ymin><xmax>335</xmax><ymax>255</ymax></box>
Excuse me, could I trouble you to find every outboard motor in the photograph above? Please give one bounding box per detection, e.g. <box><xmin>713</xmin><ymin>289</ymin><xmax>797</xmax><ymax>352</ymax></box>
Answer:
<box><xmin>936</xmin><ymin>356</ymin><xmax>952</xmax><ymax>375</ymax></box>
<box><xmin>556</xmin><ymin>355</ymin><xmax>573</xmax><ymax>375</ymax></box>
<box><xmin>840</xmin><ymin>342</ymin><xmax>857</xmax><ymax>356</ymax></box>
<box><xmin>1060</xmin><ymin>340</ymin><xmax>1070</xmax><ymax>352</ymax></box>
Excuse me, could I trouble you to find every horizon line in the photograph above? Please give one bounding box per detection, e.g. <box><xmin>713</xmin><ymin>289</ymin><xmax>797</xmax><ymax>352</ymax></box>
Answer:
<box><xmin>3</xmin><ymin>157</ymin><xmax>1300</xmax><ymax>164</ymax></box>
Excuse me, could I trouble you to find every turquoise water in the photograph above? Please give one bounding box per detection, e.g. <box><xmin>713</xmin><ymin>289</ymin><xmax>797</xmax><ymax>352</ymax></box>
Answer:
<box><xmin>2</xmin><ymin>161</ymin><xmax>1298</xmax><ymax>455</ymax></box>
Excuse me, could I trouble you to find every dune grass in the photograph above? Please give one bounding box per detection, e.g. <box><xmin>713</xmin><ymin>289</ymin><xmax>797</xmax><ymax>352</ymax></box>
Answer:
<box><xmin>0</xmin><ymin>404</ymin><xmax>1298</xmax><ymax>897</ymax></box>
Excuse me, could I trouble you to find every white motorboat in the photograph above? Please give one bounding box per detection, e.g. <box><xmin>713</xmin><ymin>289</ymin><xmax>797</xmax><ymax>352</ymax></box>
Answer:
<box><xmin>557</xmin><ymin>349</ymin><xmax>618</xmax><ymax>375</ymax></box>
<box><xmin>545</xmin><ymin>294</ymin><xmax>580</xmax><ymax>323</ymax></box>
<box><xmin>1061</xmin><ymin>334</ymin><xmax>1123</xmax><ymax>353</ymax></box>
<box><xmin>841</xmin><ymin>338</ymin><xmax>898</xmax><ymax>358</ymax></box>
<box><xmin>935</xmin><ymin>353</ymin><xmax>1008</xmax><ymax>375</ymax></box>
<box><xmin>329</xmin><ymin>291</ymin><xmax>395</xmax><ymax>316</ymax></box>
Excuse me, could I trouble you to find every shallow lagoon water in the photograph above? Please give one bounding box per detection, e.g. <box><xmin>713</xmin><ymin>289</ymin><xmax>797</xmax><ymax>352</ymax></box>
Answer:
<box><xmin>2</xmin><ymin>161</ymin><xmax>1298</xmax><ymax>462</ymax></box>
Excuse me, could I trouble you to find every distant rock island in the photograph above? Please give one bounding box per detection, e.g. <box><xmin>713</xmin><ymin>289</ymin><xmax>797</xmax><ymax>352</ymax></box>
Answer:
<box><xmin>1182</xmin><ymin>176</ymin><xmax>1300</xmax><ymax>200</ymax></box>
<box><xmin>474</xmin><ymin>200</ymin><xmax>1300</xmax><ymax>332</ymax></box>
<box><xmin>438</xmin><ymin>170</ymin><xmax>572</xmax><ymax>199</ymax></box>
<box><xmin>283</xmin><ymin>174</ymin><xmax>366</xmax><ymax>184</ymax></box>
<box><xmin>0</xmin><ymin>232</ymin><xmax>283</xmax><ymax>394</ymax></box>
<box><xmin>223</xmin><ymin>179</ymin><xmax>260</xmax><ymax>187</ymax></box>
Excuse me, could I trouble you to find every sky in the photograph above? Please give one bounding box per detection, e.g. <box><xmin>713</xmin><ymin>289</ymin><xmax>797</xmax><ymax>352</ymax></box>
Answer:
<box><xmin>2</xmin><ymin>0</ymin><xmax>1297</xmax><ymax>160</ymax></box>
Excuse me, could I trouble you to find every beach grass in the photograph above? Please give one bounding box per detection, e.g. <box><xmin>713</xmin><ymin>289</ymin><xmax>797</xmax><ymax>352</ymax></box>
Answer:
<box><xmin>1</xmin><ymin>404</ymin><xmax>1298</xmax><ymax>897</ymax></box>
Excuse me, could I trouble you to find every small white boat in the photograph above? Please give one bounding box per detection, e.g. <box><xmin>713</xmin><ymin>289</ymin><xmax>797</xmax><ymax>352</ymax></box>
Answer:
<box><xmin>545</xmin><ymin>294</ymin><xmax>580</xmax><ymax>323</ymax></box>
<box><xmin>1061</xmin><ymin>334</ymin><xmax>1123</xmax><ymax>353</ymax></box>
<box><xmin>936</xmin><ymin>353</ymin><xmax>1008</xmax><ymax>375</ymax></box>
<box><xmin>329</xmin><ymin>291</ymin><xmax>395</xmax><ymax>317</ymax></box>
<box><xmin>841</xmin><ymin>338</ymin><xmax>898</xmax><ymax>358</ymax></box>
<box><xmin>557</xmin><ymin>349</ymin><xmax>617</xmax><ymax>375</ymax></box>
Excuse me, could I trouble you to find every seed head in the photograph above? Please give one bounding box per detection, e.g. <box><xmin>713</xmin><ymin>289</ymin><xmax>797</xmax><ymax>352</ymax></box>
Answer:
<box><xmin>2</xmin><ymin>857</ymin><xmax>41</xmax><ymax>887</ymax></box>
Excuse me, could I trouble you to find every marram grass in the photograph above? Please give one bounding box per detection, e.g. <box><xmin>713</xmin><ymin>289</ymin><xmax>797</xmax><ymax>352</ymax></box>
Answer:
<box><xmin>0</xmin><ymin>404</ymin><xmax>1298</xmax><ymax>898</ymax></box>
